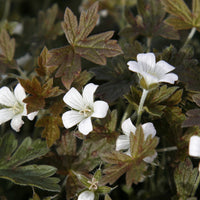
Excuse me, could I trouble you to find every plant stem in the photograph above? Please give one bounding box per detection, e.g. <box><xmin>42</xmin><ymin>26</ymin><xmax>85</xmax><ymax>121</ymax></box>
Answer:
<box><xmin>191</xmin><ymin>162</ymin><xmax>200</xmax><ymax>197</ymax></box>
<box><xmin>136</xmin><ymin>89</ymin><xmax>148</xmax><ymax>126</ymax></box>
<box><xmin>2</xmin><ymin>0</ymin><xmax>11</xmax><ymax>20</ymax></box>
<box><xmin>157</xmin><ymin>146</ymin><xmax>177</xmax><ymax>152</ymax></box>
<box><xmin>121</xmin><ymin>104</ymin><xmax>133</xmax><ymax>126</ymax></box>
<box><xmin>147</xmin><ymin>37</ymin><xmax>152</xmax><ymax>52</ymax></box>
<box><xmin>182</xmin><ymin>27</ymin><xmax>196</xmax><ymax>48</ymax></box>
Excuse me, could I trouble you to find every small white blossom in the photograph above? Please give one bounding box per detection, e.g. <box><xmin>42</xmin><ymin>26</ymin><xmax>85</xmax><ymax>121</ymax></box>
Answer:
<box><xmin>62</xmin><ymin>83</ymin><xmax>109</xmax><ymax>135</ymax></box>
<box><xmin>116</xmin><ymin>118</ymin><xmax>157</xmax><ymax>163</ymax></box>
<box><xmin>127</xmin><ymin>52</ymin><xmax>178</xmax><ymax>88</ymax></box>
<box><xmin>0</xmin><ymin>83</ymin><xmax>38</xmax><ymax>132</ymax></box>
<box><xmin>78</xmin><ymin>190</ymin><xmax>95</xmax><ymax>200</ymax></box>
<box><xmin>189</xmin><ymin>135</ymin><xmax>200</xmax><ymax>157</ymax></box>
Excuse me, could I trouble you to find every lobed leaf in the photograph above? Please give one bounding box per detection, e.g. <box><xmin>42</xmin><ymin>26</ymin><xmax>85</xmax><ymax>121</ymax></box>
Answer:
<box><xmin>36</xmin><ymin>115</ymin><xmax>63</xmax><ymax>147</ymax></box>
<box><xmin>36</xmin><ymin>46</ymin><xmax>58</xmax><ymax>77</ymax></box>
<box><xmin>174</xmin><ymin>158</ymin><xmax>198</xmax><ymax>198</ymax></box>
<box><xmin>0</xmin><ymin>134</ymin><xmax>60</xmax><ymax>191</ymax></box>
<box><xmin>0</xmin><ymin>165</ymin><xmax>60</xmax><ymax>192</ymax></box>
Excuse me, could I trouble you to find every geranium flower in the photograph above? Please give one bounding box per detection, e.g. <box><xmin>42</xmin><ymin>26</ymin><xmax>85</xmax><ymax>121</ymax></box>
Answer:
<box><xmin>0</xmin><ymin>83</ymin><xmax>38</xmax><ymax>132</ymax></box>
<box><xmin>127</xmin><ymin>52</ymin><xmax>178</xmax><ymax>89</ymax></box>
<box><xmin>62</xmin><ymin>83</ymin><xmax>109</xmax><ymax>135</ymax></box>
<box><xmin>78</xmin><ymin>190</ymin><xmax>95</xmax><ymax>200</ymax></box>
<box><xmin>189</xmin><ymin>135</ymin><xmax>200</xmax><ymax>157</ymax></box>
<box><xmin>116</xmin><ymin>118</ymin><xmax>157</xmax><ymax>163</ymax></box>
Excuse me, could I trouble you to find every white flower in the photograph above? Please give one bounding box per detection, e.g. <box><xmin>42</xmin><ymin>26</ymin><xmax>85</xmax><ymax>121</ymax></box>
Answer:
<box><xmin>78</xmin><ymin>190</ymin><xmax>95</xmax><ymax>200</ymax></box>
<box><xmin>189</xmin><ymin>135</ymin><xmax>200</xmax><ymax>157</ymax></box>
<box><xmin>0</xmin><ymin>83</ymin><xmax>38</xmax><ymax>132</ymax></box>
<box><xmin>62</xmin><ymin>83</ymin><xmax>109</xmax><ymax>135</ymax></box>
<box><xmin>127</xmin><ymin>52</ymin><xmax>178</xmax><ymax>88</ymax></box>
<box><xmin>116</xmin><ymin>118</ymin><xmax>157</xmax><ymax>163</ymax></box>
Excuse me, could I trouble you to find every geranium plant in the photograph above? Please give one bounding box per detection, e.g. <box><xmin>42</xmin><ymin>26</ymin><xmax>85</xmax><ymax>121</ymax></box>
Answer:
<box><xmin>1</xmin><ymin>0</ymin><xmax>200</xmax><ymax>199</ymax></box>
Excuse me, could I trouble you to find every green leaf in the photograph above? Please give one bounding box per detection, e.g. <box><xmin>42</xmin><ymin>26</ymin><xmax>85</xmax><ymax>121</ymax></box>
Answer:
<box><xmin>162</xmin><ymin>0</ymin><xmax>200</xmax><ymax>31</ymax></box>
<box><xmin>0</xmin><ymin>165</ymin><xmax>60</xmax><ymax>192</ymax></box>
<box><xmin>174</xmin><ymin>158</ymin><xmax>198</xmax><ymax>198</ymax></box>
<box><xmin>0</xmin><ymin>133</ymin><xmax>60</xmax><ymax>192</ymax></box>
<box><xmin>104</xmin><ymin>194</ymin><xmax>112</xmax><ymax>200</ymax></box>
<box><xmin>36</xmin><ymin>115</ymin><xmax>63</xmax><ymax>147</ymax></box>
<box><xmin>130</xmin><ymin>126</ymin><xmax>159</xmax><ymax>161</ymax></box>
<box><xmin>0</xmin><ymin>134</ymin><xmax>49</xmax><ymax>169</ymax></box>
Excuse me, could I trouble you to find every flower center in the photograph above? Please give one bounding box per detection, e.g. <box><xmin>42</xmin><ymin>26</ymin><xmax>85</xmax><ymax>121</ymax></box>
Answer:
<box><xmin>12</xmin><ymin>102</ymin><xmax>24</xmax><ymax>115</ymax></box>
<box><xmin>88</xmin><ymin>177</ymin><xmax>98</xmax><ymax>191</ymax></box>
<box><xmin>80</xmin><ymin>106</ymin><xmax>93</xmax><ymax>117</ymax></box>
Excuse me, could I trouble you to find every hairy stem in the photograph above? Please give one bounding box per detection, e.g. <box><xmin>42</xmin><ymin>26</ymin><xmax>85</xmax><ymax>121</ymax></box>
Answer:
<box><xmin>136</xmin><ymin>89</ymin><xmax>148</xmax><ymax>126</ymax></box>
<box><xmin>182</xmin><ymin>27</ymin><xmax>196</xmax><ymax>48</ymax></box>
<box><xmin>2</xmin><ymin>0</ymin><xmax>11</xmax><ymax>20</ymax></box>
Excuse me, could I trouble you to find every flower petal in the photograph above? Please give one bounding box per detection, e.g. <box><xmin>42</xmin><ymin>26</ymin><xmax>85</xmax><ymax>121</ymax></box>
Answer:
<box><xmin>62</xmin><ymin>110</ymin><xmax>84</xmax><ymax>129</ymax></box>
<box><xmin>121</xmin><ymin>118</ymin><xmax>136</xmax><ymax>136</ymax></box>
<box><xmin>127</xmin><ymin>61</ymin><xmax>141</xmax><ymax>73</ymax></box>
<box><xmin>78</xmin><ymin>191</ymin><xmax>94</xmax><ymax>200</ymax></box>
<box><xmin>92</xmin><ymin>100</ymin><xmax>109</xmax><ymax>118</ymax></box>
<box><xmin>78</xmin><ymin>117</ymin><xmax>93</xmax><ymax>135</ymax></box>
<box><xmin>159</xmin><ymin>73</ymin><xmax>178</xmax><ymax>84</ymax></box>
<box><xmin>189</xmin><ymin>136</ymin><xmax>200</xmax><ymax>157</ymax></box>
<box><xmin>143</xmin><ymin>152</ymin><xmax>157</xmax><ymax>163</ymax></box>
<box><xmin>0</xmin><ymin>108</ymin><xmax>15</xmax><ymax>124</ymax></box>
<box><xmin>0</xmin><ymin>86</ymin><xmax>16</xmax><ymax>106</ymax></box>
<box><xmin>82</xmin><ymin>83</ymin><xmax>98</xmax><ymax>106</ymax></box>
<box><xmin>137</xmin><ymin>52</ymin><xmax>156</xmax><ymax>71</ymax></box>
<box><xmin>14</xmin><ymin>83</ymin><xmax>26</xmax><ymax>103</ymax></box>
<box><xmin>10</xmin><ymin>114</ymin><xmax>24</xmax><ymax>132</ymax></box>
<box><xmin>63</xmin><ymin>87</ymin><xmax>84</xmax><ymax>110</ymax></box>
<box><xmin>116</xmin><ymin>135</ymin><xmax>130</xmax><ymax>151</ymax></box>
<box><xmin>142</xmin><ymin>122</ymin><xmax>156</xmax><ymax>140</ymax></box>
<box><xmin>155</xmin><ymin>60</ymin><xmax>175</xmax><ymax>74</ymax></box>
<box><xmin>27</xmin><ymin>111</ymin><xmax>38</xmax><ymax>120</ymax></box>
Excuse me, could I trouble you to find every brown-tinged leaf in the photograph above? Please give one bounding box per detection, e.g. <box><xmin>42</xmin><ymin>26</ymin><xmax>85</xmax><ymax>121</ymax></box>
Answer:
<box><xmin>0</xmin><ymin>29</ymin><xmax>15</xmax><ymax>61</ymax></box>
<box><xmin>76</xmin><ymin>2</ymin><xmax>99</xmax><ymax>41</ymax></box>
<box><xmin>71</xmin><ymin>70</ymin><xmax>94</xmax><ymax>91</ymax></box>
<box><xmin>36</xmin><ymin>46</ymin><xmax>58</xmax><ymax>77</ymax></box>
<box><xmin>61</xmin><ymin>2</ymin><xmax>122</xmax><ymax>65</ymax></box>
<box><xmin>36</xmin><ymin>115</ymin><xmax>63</xmax><ymax>147</ymax></box>
<box><xmin>182</xmin><ymin>109</ymin><xmax>200</xmax><ymax>127</ymax></box>
<box><xmin>74</xmin><ymin>31</ymin><xmax>122</xmax><ymax>65</ymax></box>
<box><xmin>19</xmin><ymin>77</ymin><xmax>64</xmax><ymax>113</ymax></box>
<box><xmin>23</xmin><ymin>96</ymin><xmax>45</xmax><ymax>114</ymax></box>
<box><xmin>37</xmin><ymin>4</ymin><xmax>62</xmax><ymax>40</ymax></box>
<box><xmin>61</xmin><ymin>7</ymin><xmax>78</xmax><ymax>45</ymax></box>
<box><xmin>56</xmin><ymin>131</ymin><xmax>76</xmax><ymax>156</ymax></box>
<box><xmin>120</xmin><ymin>0</ymin><xmax>179</xmax><ymax>40</ymax></box>
<box><xmin>47</xmin><ymin>46</ymin><xmax>81</xmax><ymax>89</ymax></box>
<box><xmin>0</xmin><ymin>29</ymin><xmax>17</xmax><ymax>72</ymax></box>
<box><xmin>192</xmin><ymin>94</ymin><xmax>200</xmax><ymax>107</ymax></box>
